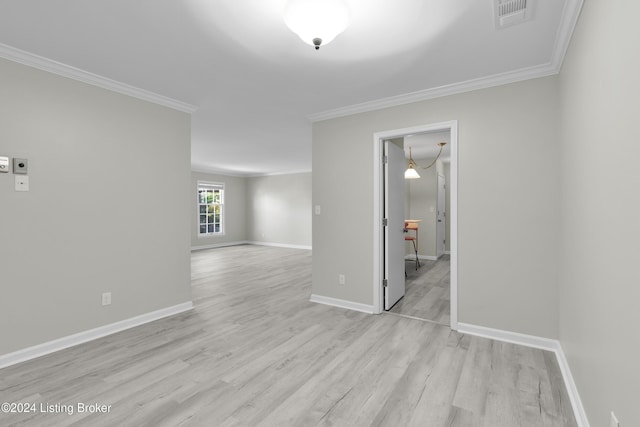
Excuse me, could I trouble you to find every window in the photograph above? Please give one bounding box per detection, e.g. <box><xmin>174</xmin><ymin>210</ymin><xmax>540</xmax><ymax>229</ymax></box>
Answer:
<box><xmin>198</xmin><ymin>181</ymin><xmax>224</xmax><ymax>235</ymax></box>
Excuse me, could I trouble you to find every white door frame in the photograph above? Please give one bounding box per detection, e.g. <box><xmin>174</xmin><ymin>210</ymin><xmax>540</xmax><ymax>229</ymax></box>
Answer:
<box><xmin>372</xmin><ymin>120</ymin><xmax>458</xmax><ymax>330</ymax></box>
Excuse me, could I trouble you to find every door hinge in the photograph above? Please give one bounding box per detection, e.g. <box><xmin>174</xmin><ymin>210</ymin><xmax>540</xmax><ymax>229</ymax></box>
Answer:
<box><xmin>382</xmin><ymin>218</ymin><xmax>388</xmax><ymax>226</ymax></box>
<box><xmin>383</xmin><ymin>155</ymin><xmax>388</xmax><ymax>164</ymax></box>
<box><xmin>383</xmin><ymin>279</ymin><xmax>388</xmax><ymax>288</ymax></box>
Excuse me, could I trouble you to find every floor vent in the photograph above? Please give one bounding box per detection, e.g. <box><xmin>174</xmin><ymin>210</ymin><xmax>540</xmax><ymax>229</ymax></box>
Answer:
<box><xmin>494</xmin><ymin>0</ymin><xmax>533</xmax><ymax>28</ymax></box>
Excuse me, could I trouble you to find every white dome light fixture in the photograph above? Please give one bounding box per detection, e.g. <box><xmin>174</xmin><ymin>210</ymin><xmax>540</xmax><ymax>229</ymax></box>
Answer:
<box><xmin>283</xmin><ymin>0</ymin><xmax>350</xmax><ymax>50</ymax></box>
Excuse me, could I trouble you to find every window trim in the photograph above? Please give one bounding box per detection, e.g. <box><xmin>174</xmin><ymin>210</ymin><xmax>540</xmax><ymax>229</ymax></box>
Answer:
<box><xmin>197</xmin><ymin>180</ymin><xmax>225</xmax><ymax>237</ymax></box>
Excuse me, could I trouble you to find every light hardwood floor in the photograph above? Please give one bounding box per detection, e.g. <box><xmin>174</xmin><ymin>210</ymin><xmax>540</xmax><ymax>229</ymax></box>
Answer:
<box><xmin>390</xmin><ymin>256</ymin><xmax>451</xmax><ymax>325</ymax></box>
<box><xmin>0</xmin><ymin>245</ymin><xmax>577</xmax><ymax>426</ymax></box>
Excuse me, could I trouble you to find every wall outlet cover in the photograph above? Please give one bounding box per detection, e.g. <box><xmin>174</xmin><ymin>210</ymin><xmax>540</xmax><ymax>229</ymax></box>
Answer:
<box><xmin>15</xmin><ymin>175</ymin><xmax>29</xmax><ymax>191</ymax></box>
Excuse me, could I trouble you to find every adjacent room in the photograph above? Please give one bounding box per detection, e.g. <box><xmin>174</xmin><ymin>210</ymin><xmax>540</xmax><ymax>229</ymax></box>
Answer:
<box><xmin>1</xmin><ymin>1</ymin><xmax>639</xmax><ymax>426</ymax></box>
<box><xmin>390</xmin><ymin>131</ymin><xmax>452</xmax><ymax>325</ymax></box>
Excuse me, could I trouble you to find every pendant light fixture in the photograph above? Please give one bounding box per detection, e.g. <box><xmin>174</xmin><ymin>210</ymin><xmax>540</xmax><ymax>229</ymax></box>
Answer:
<box><xmin>405</xmin><ymin>147</ymin><xmax>421</xmax><ymax>179</ymax></box>
<box><xmin>404</xmin><ymin>142</ymin><xmax>447</xmax><ymax>179</ymax></box>
<box><xmin>283</xmin><ymin>0</ymin><xmax>350</xmax><ymax>50</ymax></box>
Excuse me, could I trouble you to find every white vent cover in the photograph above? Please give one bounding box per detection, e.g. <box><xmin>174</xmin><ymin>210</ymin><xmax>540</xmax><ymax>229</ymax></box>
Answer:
<box><xmin>494</xmin><ymin>0</ymin><xmax>533</xmax><ymax>28</ymax></box>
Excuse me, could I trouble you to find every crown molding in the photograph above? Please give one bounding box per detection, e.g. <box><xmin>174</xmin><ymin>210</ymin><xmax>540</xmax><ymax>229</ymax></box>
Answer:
<box><xmin>0</xmin><ymin>43</ymin><xmax>197</xmax><ymax>114</ymax></box>
<box><xmin>550</xmin><ymin>0</ymin><xmax>584</xmax><ymax>72</ymax></box>
<box><xmin>308</xmin><ymin>63</ymin><xmax>557</xmax><ymax>122</ymax></box>
<box><xmin>191</xmin><ymin>166</ymin><xmax>250</xmax><ymax>177</ymax></box>
<box><xmin>309</xmin><ymin>0</ymin><xmax>584</xmax><ymax>123</ymax></box>
<box><xmin>192</xmin><ymin>165</ymin><xmax>311</xmax><ymax>178</ymax></box>
<box><xmin>245</xmin><ymin>169</ymin><xmax>312</xmax><ymax>178</ymax></box>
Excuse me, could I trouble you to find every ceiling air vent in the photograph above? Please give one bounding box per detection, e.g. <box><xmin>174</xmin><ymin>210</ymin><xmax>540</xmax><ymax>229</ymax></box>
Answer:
<box><xmin>494</xmin><ymin>0</ymin><xmax>533</xmax><ymax>29</ymax></box>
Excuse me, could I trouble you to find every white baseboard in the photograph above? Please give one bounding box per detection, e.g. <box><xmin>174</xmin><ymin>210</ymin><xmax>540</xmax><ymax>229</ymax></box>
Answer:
<box><xmin>192</xmin><ymin>241</ymin><xmax>312</xmax><ymax>251</ymax></box>
<box><xmin>309</xmin><ymin>294</ymin><xmax>375</xmax><ymax>314</ymax></box>
<box><xmin>457</xmin><ymin>323</ymin><xmax>589</xmax><ymax>427</ymax></box>
<box><xmin>248</xmin><ymin>241</ymin><xmax>312</xmax><ymax>250</ymax></box>
<box><xmin>553</xmin><ymin>343</ymin><xmax>590</xmax><ymax>427</ymax></box>
<box><xmin>191</xmin><ymin>241</ymin><xmax>249</xmax><ymax>251</ymax></box>
<box><xmin>457</xmin><ymin>322</ymin><xmax>558</xmax><ymax>351</ymax></box>
<box><xmin>0</xmin><ymin>302</ymin><xmax>193</xmax><ymax>370</ymax></box>
<box><xmin>404</xmin><ymin>254</ymin><xmax>438</xmax><ymax>261</ymax></box>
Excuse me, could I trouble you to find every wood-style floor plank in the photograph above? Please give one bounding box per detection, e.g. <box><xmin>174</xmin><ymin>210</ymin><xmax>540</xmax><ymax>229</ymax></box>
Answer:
<box><xmin>390</xmin><ymin>255</ymin><xmax>451</xmax><ymax>324</ymax></box>
<box><xmin>0</xmin><ymin>245</ymin><xmax>577</xmax><ymax>426</ymax></box>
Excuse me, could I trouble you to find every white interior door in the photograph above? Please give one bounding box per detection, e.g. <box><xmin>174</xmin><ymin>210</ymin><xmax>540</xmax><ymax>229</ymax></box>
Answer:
<box><xmin>436</xmin><ymin>174</ymin><xmax>446</xmax><ymax>257</ymax></box>
<box><xmin>384</xmin><ymin>141</ymin><xmax>406</xmax><ymax>310</ymax></box>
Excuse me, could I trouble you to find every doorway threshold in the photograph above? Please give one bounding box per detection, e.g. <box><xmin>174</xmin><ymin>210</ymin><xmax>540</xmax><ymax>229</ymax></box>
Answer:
<box><xmin>383</xmin><ymin>311</ymin><xmax>450</xmax><ymax>328</ymax></box>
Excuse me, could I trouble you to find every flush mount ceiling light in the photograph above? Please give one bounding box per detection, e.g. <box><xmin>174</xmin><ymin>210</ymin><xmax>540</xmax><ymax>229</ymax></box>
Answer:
<box><xmin>283</xmin><ymin>0</ymin><xmax>350</xmax><ymax>50</ymax></box>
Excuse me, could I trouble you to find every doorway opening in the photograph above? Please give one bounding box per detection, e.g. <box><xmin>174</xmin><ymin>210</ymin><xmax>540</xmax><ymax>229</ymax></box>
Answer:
<box><xmin>372</xmin><ymin>121</ymin><xmax>458</xmax><ymax>330</ymax></box>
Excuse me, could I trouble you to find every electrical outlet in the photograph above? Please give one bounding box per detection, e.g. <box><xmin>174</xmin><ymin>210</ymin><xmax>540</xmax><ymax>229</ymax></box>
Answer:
<box><xmin>610</xmin><ymin>412</ymin><xmax>619</xmax><ymax>427</ymax></box>
<box><xmin>338</xmin><ymin>274</ymin><xmax>346</xmax><ymax>285</ymax></box>
<box><xmin>102</xmin><ymin>292</ymin><xmax>112</xmax><ymax>306</ymax></box>
<box><xmin>15</xmin><ymin>175</ymin><xmax>29</xmax><ymax>192</ymax></box>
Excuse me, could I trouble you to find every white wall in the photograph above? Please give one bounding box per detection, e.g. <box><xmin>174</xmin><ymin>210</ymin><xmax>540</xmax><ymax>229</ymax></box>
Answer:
<box><xmin>558</xmin><ymin>0</ymin><xmax>640</xmax><ymax>425</ymax></box>
<box><xmin>0</xmin><ymin>58</ymin><xmax>192</xmax><ymax>355</ymax></box>
<box><xmin>313</xmin><ymin>76</ymin><xmax>560</xmax><ymax>338</ymax></box>
<box><xmin>191</xmin><ymin>171</ymin><xmax>247</xmax><ymax>248</ymax></box>
<box><xmin>246</xmin><ymin>172</ymin><xmax>312</xmax><ymax>248</ymax></box>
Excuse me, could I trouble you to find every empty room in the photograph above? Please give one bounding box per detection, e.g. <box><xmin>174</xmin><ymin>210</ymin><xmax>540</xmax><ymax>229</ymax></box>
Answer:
<box><xmin>1</xmin><ymin>1</ymin><xmax>639</xmax><ymax>426</ymax></box>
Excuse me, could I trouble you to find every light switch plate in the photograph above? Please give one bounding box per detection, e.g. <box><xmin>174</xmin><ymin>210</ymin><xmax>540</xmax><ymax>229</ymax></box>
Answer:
<box><xmin>102</xmin><ymin>292</ymin><xmax>112</xmax><ymax>306</ymax></box>
<box><xmin>0</xmin><ymin>156</ymin><xmax>8</xmax><ymax>173</ymax></box>
<box><xmin>15</xmin><ymin>175</ymin><xmax>29</xmax><ymax>191</ymax></box>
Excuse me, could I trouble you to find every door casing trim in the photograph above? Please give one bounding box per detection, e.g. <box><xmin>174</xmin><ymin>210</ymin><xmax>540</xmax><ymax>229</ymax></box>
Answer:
<box><xmin>372</xmin><ymin>120</ymin><xmax>458</xmax><ymax>330</ymax></box>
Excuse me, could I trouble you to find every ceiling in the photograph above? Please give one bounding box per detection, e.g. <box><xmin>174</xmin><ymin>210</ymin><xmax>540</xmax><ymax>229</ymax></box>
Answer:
<box><xmin>405</xmin><ymin>131</ymin><xmax>451</xmax><ymax>161</ymax></box>
<box><xmin>0</xmin><ymin>0</ymin><xmax>582</xmax><ymax>176</ymax></box>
